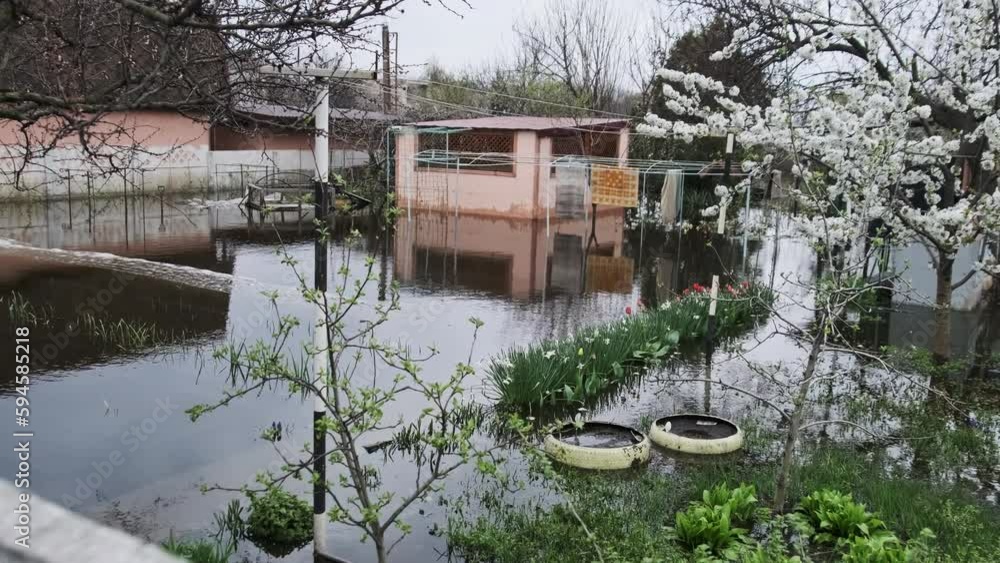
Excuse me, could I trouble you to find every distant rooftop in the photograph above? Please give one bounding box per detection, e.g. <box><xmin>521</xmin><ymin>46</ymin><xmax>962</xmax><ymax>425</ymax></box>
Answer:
<box><xmin>236</xmin><ymin>102</ymin><xmax>400</xmax><ymax>122</ymax></box>
<box><xmin>407</xmin><ymin>116</ymin><xmax>630</xmax><ymax>131</ymax></box>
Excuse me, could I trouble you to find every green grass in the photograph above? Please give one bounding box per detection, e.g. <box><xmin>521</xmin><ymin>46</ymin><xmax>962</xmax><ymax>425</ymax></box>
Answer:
<box><xmin>161</xmin><ymin>535</ymin><xmax>233</xmax><ymax>563</ymax></box>
<box><xmin>447</xmin><ymin>447</ymin><xmax>1000</xmax><ymax>563</ymax></box>
<box><xmin>80</xmin><ymin>314</ymin><xmax>183</xmax><ymax>351</ymax></box>
<box><xmin>449</xmin><ymin>471</ymin><xmax>690</xmax><ymax>563</ymax></box>
<box><xmin>1</xmin><ymin>291</ymin><xmax>53</xmax><ymax>326</ymax></box>
<box><xmin>2</xmin><ymin>290</ymin><xmax>187</xmax><ymax>352</ymax></box>
<box><xmin>487</xmin><ymin>281</ymin><xmax>773</xmax><ymax>409</ymax></box>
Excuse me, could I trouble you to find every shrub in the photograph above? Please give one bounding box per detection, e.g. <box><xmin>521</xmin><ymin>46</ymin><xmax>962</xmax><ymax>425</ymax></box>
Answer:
<box><xmin>246</xmin><ymin>487</ymin><xmax>312</xmax><ymax>555</ymax></box>
<box><xmin>698</xmin><ymin>483</ymin><xmax>762</xmax><ymax>526</ymax></box>
<box><xmin>797</xmin><ymin>489</ymin><xmax>885</xmax><ymax>544</ymax></box>
<box><xmin>670</xmin><ymin>502</ymin><xmax>749</xmax><ymax>557</ymax></box>
<box><xmin>841</xmin><ymin>529</ymin><xmax>934</xmax><ymax>563</ymax></box>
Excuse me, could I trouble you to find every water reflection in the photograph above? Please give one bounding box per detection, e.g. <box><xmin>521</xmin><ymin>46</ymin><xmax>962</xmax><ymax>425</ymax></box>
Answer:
<box><xmin>0</xmin><ymin>192</ymin><xmax>997</xmax><ymax>563</ymax></box>
<box><xmin>393</xmin><ymin>209</ymin><xmax>627</xmax><ymax>299</ymax></box>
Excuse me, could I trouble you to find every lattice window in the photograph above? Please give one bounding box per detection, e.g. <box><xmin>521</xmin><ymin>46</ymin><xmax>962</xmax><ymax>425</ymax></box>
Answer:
<box><xmin>551</xmin><ymin>132</ymin><xmax>619</xmax><ymax>158</ymax></box>
<box><xmin>417</xmin><ymin>131</ymin><xmax>515</xmax><ymax>173</ymax></box>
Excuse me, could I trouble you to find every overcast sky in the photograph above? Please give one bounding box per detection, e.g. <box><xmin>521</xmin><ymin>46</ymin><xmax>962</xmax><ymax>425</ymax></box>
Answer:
<box><xmin>344</xmin><ymin>0</ymin><xmax>662</xmax><ymax>78</ymax></box>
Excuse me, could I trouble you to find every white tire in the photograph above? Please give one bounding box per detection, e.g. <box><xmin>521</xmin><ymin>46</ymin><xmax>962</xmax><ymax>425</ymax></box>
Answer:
<box><xmin>544</xmin><ymin>422</ymin><xmax>651</xmax><ymax>470</ymax></box>
<box><xmin>649</xmin><ymin>414</ymin><xmax>744</xmax><ymax>454</ymax></box>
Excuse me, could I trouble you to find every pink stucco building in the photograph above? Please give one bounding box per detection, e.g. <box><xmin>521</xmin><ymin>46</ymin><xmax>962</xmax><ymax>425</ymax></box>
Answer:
<box><xmin>394</xmin><ymin>116</ymin><xmax>630</xmax><ymax>219</ymax></box>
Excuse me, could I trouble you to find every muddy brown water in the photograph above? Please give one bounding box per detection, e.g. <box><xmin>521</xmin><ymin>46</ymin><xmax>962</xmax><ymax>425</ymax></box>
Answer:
<box><xmin>1</xmin><ymin>193</ymin><xmax>997</xmax><ymax>562</ymax></box>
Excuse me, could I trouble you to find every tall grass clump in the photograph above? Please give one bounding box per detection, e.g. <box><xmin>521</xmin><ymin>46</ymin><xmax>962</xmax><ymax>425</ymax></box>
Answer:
<box><xmin>487</xmin><ymin>281</ymin><xmax>773</xmax><ymax>409</ymax></box>
<box><xmin>2</xmin><ymin>291</ymin><xmax>52</xmax><ymax>326</ymax></box>
<box><xmin>161</xmin><ymin>534</ymin><xmax>233</xmax><ymax>563</ymax></box>
<box><xmin>80</xmin><ymin>314</ymin><xmax>184</xmax><ymax>351</ymax></box>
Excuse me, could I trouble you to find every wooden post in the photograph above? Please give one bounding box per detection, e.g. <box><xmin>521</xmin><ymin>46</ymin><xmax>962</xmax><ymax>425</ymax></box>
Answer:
<box><xmin>158</xmin><ymin>186</ymin><xmax>165</xmax><ymax>231</ymax></box>
<box><xmin>382</xmin><ymin>25</ymin><xmax>392</xmax><ymax>112</ymax></box>
<box><xmin>741</xmin><ymin>169</ymin><xmax>751</xmax><ymax>271</ymax></box>
<box><xmin>718</xmin><ymin>133</ymin><xmax>734</xmax><ymax>236</ymax></box>
<box><xmin>706</xmin><ymin>275</ymin><xmax>720</xmax><ymax>355</ymax></box>
<box><xmin>66</xmin><ymin>175</ymin><xmax>73</xmax><ymax>230</ymax></box>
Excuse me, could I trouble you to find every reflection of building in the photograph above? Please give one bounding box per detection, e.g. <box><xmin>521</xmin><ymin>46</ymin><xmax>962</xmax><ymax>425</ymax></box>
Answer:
<box><xmin>0</xmin><ymin>198</ymin><xmax>242</xmax><ymax>286</ymax></box>
<box><xmin>0</xmin><ymin>196</ymin><xmax>236</xmax><ymax>383</ymax></box>
<box><xmin>394</xmin><ymin>117</ymin><xmax>630</xmax><ymax>218</ymax></box>
<box><xmin>393</xmin><ymin>209</ymin><xmax>626</xmax><ymax>299</ymax></box>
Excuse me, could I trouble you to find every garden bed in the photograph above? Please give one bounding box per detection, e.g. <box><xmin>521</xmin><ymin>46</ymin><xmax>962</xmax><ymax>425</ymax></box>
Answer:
<box><xmin>487</xmin><ymin>281</ymin><xmax>774</xmax><ymax>409</ymax></box>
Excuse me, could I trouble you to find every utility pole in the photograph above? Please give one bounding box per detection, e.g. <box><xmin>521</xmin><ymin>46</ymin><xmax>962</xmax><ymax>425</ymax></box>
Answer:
<box><xmin>256</xmin><ymin>63</ymin><xmax>340</xmax><ymax>561</ymax></box>
<box><xmin>382</xmin><ymin>24</ymin><xmax>392</xmax><ymax>112</ymax></box>
<box><xmin>311</xmin><ymin>80</ymin><xmax>330</xmax><ymax>557</ymax></box>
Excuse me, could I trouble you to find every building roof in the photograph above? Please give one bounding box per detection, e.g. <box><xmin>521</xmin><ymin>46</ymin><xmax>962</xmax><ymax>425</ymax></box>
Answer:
<box><xmin>407</xmin><ymin>116</ymin><xmax>629</xmax><ymax>132</ymax></box>
<box><xmin>236</xmin><ymin>102</ymin><xmax>400</xmax><ymax>123</ymax></box>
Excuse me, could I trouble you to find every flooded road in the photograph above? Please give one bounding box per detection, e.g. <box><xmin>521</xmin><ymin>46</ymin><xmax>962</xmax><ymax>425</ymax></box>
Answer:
<box><xmin>1</xmin><ymin>192</ymin><xmax>997</xmax><ymax>562</ymax></box>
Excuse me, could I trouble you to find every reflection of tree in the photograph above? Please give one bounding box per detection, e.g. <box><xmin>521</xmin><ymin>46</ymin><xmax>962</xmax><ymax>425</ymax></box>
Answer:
<box><xmin>624</xmin><ymin>226</ymin><xmax>762</xmax><ymax>299</ymax></box>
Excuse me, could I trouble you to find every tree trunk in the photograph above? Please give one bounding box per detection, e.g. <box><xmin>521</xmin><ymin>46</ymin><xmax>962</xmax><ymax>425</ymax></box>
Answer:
<box><xmin>933</xmin><ymin>254</ymin><xmax>954</xmax><ymax>364</ymax></box>
<box><xmin>773</xmin><ymin>326</ymin><xmax>825</xmax><ymax>511</ymax></box>
<box><xmin>374</xmin><ymin>533</ymin><xmax>388</xmax><ymax>563</ymax></box>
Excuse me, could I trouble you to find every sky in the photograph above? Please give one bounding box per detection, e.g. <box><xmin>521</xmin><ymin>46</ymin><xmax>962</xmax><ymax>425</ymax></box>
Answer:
<box><xmin>343</xmin><ymin>0</ymin><xmax>662</xmax><ymax>79</ymax></box>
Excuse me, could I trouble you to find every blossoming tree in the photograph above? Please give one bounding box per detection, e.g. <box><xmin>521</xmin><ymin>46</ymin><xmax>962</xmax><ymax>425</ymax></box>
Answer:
<box><xmin>642</xmin><ymin>0</ymin><xmax>1000</xmax><ymax>361</ymax></box>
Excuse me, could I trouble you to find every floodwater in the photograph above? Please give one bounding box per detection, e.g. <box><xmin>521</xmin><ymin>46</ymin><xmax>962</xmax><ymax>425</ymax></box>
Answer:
<box><xmin>1</xmin><ymin>191</ymin><xmax>998</xmax><ymax>562</ymax></box>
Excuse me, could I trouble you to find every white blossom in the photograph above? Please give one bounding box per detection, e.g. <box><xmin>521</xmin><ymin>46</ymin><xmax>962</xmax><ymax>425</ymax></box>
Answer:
<box><xmin>641</xmin><ymin>2</ymin><xmax>1000</xmax><ymax>258</ymax></box>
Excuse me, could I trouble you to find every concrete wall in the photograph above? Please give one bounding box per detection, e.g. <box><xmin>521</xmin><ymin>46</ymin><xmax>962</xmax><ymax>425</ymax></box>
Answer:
<box><xmin>395</xmin><ymin>128</ymin><xmax>543</xmax><ymax>218</ymax></box>
<box><xmin>0</xmin><ymin>111</ymin><xmax>369</xmax><ymax>199</ymax></box>
<box><xmin>211</xmin><ymin>124</ymin><xmax>312</xmax><ymax>151</ymax></box>
<box><xmin>1</xmin><ymin>112</ymin><xmax>212</xmax><ymax>199</ymax></box>
<box><xmin>1</xmin><ymin>480</ymin><xmax>183</xmax><ymax>563</ymax></box>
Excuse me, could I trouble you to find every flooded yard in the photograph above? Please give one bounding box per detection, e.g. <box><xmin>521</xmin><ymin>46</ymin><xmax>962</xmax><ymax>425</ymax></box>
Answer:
<box><xmin>1</xmin><ymin>190</ymin><xmax>998</xmax><ymax>562</ymax></box>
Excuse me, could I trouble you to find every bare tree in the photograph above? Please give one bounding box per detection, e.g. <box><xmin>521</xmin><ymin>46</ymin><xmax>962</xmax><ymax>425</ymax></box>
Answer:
<box><xmin>0</xmin><ymin>0</ymin><xmax>461</xmax><ymax>188</ymax></box>
<box><xmin>512</xmin><ymin>0</ymin><xmax>634</xmax><ymax>113</ymax></box>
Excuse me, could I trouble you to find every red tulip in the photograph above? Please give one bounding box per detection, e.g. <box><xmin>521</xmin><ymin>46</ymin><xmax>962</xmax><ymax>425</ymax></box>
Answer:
<box><xmin>625</xmin><ymin>306</ymin><xmax>632</xmax><ymax>315</ymax></box>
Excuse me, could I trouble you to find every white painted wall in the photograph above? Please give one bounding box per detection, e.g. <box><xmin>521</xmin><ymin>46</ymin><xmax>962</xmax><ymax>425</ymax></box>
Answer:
<box><xmin>0</xmin><ymin>148</ymin><xmax>370</xmax><ymax>199</ymax></box>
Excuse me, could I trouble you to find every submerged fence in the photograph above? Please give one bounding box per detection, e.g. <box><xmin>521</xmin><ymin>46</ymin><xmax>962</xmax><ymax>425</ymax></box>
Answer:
<box><xmin>0</xmin><ymin>157</ymin><xmax>370</xmax><ymax>202</ymax></box>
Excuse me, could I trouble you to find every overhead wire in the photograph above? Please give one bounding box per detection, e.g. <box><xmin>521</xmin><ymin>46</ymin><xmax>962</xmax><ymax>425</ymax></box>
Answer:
<box><xmin>338</xmin><ymin>78</ymin><xmax>644</xmax><ymax>137</ymax></box>
<box><xmin>415</xmin><ymin>78</ymin><xmax>636</xmax><ymax>120</ymax></box>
